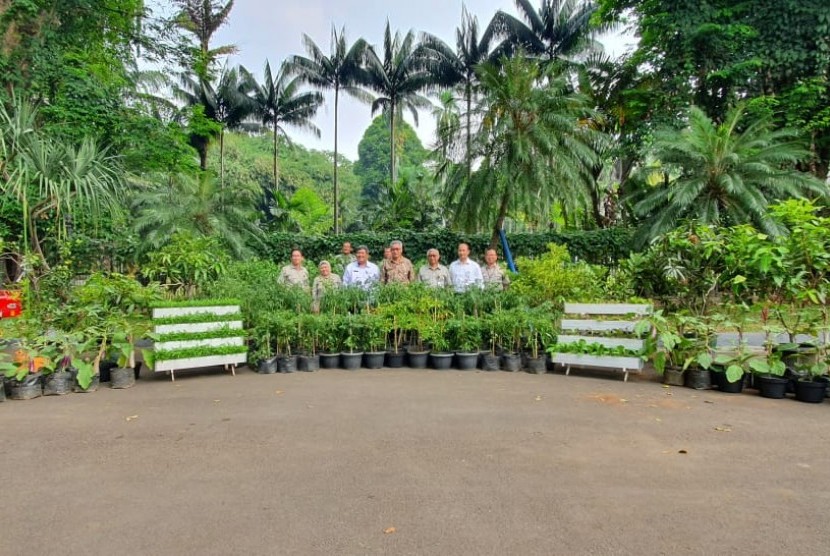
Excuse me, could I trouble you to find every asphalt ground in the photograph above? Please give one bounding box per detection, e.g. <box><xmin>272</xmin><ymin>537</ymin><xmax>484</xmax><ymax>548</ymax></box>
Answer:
<box><xmin>2</xmin><ymin>366</ymin><xmax>829</xmax><ymax>555</ymax></box>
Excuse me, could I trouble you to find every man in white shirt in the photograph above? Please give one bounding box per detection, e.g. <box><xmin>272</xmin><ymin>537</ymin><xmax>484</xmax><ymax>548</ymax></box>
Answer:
<box><xmin>449</xmin><ymin>242</ymin><xmax>484</xmax><ymax>293</ymax></box>
<box><xmin>342</xmin><ymin>245</ymin><xmax>380</xmax><ymax>290</ymax></box>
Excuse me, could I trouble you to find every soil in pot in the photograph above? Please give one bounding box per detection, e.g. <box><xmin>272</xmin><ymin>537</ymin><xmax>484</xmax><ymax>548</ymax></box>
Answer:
<box><xmin>757</xmin><ymin>375</ymin><xmax>788</xmax><ymax>399</ymax></box>
<box><xmin>479</xmin><ymin>353</ymin><xmax>500</xmax><ymax>372</ymax></box>
<box><xmin>110</xmin><ymin>367</ymin><xmax>136</xmax><ymax>389</ymax></box>
<box><xmin>298</xmin><ymin>354</ymin><xmax>320</xmax><ymax>372</ymax></box>
<box><xmin>501</xmin><ymin>353</ymin><xmax>522</xmax><ymax>372</ymax></box>
<box><xmin>74</xmin><ymin>375</ymin><xmax>99</xmax><ymax>393</ymax></box>
<box><xmin>685</xmin><ymin>367</ymin><xmax>712</xmax><ymax>390</ymax></box>
<box><xmin>258</xmin><ymin>357</ymin><xmax>279</xmax><ymax>374</ymax></box>
<box><xmin>363</xmin><ymin>351</ymin><xmax>386</xmax><ymax>369</ymax></box>
<box><xmin>278</xmin><ymin>355</ymin><xmax>298</xmax><ymax>373</ymax></box>
<box><xmin>524</xmin><ymin>356</ymin><xmax>547</xmax><ymax>375</ymax></box>
<box><xmin>386</xmin><ymin>350</ymin><xmax>406</xmax><ymax>368</ymax></box>
<box><xmin>10</xmin><ymin>374</ymin><xmax>42</xmax><ymax>400</ymax></box>
<box><xmin>455</xmin><ymin>352</ymin><xmax>479</xmax><ymax>370</ymax></box>
<box><xmin>43</xmin><ymin>370</ymin><xmax>73</xmax><ymax>396</ymax></box>
<box><xmin>340</xmin><ymin>352</ymin><xmax>363</xmax><ymax>370</ymax></box>
<box><xmin>429</xmin><ymin>353</ymin><xmax>454</xmax><ymax>370</ymax></box>
<box><xmin>407</xmin><ymin>349</ymin><xmax>429</xmax><ymax>369</ymax></box>
<box><xmin>794</xmin><ymin>380</ymin><xmax>827</xmax><ymax>403</ymax></box>
<box><xmin>663</xmin><ymin>367</ymin><xmax>685</xmax><ymax>386</ymax></box>
<box><xmin>319</xmin><ymin>353</ymin><xmax>340</xmax><ymax>369</ymax></box>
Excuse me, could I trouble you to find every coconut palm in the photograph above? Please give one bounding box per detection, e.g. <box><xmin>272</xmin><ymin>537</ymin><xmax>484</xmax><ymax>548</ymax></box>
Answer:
<box><xmin>632</xmin><ymin>104</ymin><xmax>828</xmax><ymax>242</ymax></box>
<box><xmin>363</xmin><ymin>23</ymin><xmax>433</xmax><ymax>186</ymax></box>
<box><xmin>249</xmin><ymin>61</ymin><xmax>323</xmax><ymax>196</ymax></box>
<box><xmin>420</xmin><ymin>8</ymin><xmax>503</xmax><ymax>179</ymax></box>
<box><xmin>131</xmin><ymin>172</ymin><xmax>262</xmax><ymax>257</ymax></box>
<box><xmin>287</xmin><ymin>26</ymin><xmax>372</xmax><ymax>233</ymax></box>
<box><xmin>447</xmin><ymin>56</ymin><xmax>600</xmax><ymax>245</ymax></box>
<box><xmin>491</xmin><ymin>0</ymin><xmax>602</xmax><ymax>65</ymax></box>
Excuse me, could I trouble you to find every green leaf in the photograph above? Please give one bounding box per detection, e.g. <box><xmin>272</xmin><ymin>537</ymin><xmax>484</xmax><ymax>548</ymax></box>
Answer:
<box><xmin>696</xmin><ymin>352</ymin><xmax>713</xmax><ymax>369</ymax></box>
<box><xmin>725</xmin><ymin>364</ymin><xmax>744</xmax><ymax>383</ymax></box>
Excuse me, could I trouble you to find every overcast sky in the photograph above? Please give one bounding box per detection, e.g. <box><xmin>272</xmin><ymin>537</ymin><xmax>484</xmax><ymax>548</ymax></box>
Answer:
<box><xmin>161</xmin><ymin>0</ymin><xmax>635</xmax><ymax>160</ymax></box>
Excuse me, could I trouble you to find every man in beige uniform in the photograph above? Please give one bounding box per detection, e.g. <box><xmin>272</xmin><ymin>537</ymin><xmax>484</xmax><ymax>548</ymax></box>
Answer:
<box><xmin>381</xmin><ymin>240</ymin><xmax>415</xmax><ymax>284</ymax></box>
<box><xmin>279</xmin><ymin>249</ymin><xmax>310</xmax><ymax>290</ymax></box>
<box><xmin>417</xmin><ymin>248</ymin><xmax>452</xmax><ymax>288</ymax></box>
<box><xmin>481</xmin><ymin>248</ymin><xmax>510</xmax><ymax>290</ymax></box>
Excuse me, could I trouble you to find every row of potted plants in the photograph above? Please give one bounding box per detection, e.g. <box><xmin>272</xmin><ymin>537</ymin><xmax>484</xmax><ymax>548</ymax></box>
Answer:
<box><xmin>249</xmin><ymin>308</ymin><xmax>558</xmax><ymax>374</ymax></box>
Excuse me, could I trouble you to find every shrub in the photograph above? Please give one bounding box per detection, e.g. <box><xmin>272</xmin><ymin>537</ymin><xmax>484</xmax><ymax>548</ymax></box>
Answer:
<box><xmin>511</xmin><ymin>244</ymin><xmax>607</xmax><ymax>304</ymax></box>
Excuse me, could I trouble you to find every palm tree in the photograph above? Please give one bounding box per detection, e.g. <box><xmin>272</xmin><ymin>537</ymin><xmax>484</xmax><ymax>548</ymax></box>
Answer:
<box><xmin>447</xmin><ymin>56</ymin><xmax>600</xmax><ymax>245</ymax></box>
<box><xmin>420</xmin><ymin>8</ymin><xmax>503</xmax><ymax>179</ymax></box>
<box><xmin>491</xmin><ymin>0</ymin><xmax>602</xmax><ymax>65</ymax></box>
<box><xmin>632</xmin><ymin>104</ymin><xmax>828</xmax><ymax>242</ymax></box>
<box><xmin>287</xmin><ymin>26</ymin><xmax>372</xmax><ymax>233</ymax></box>
<box><xmin>249</xmin><ymin>61</ymin><xmax>323</xmax><ymax>197</ymax></box>
<box><xmin>364</xmin><ymin>22</ymin><xmax>433</xmax><ymax>186</ymax></box>
<box><xmin>131</xmin><ymin>172</ymin><xmax>263</xmax><ymax>257</ymax></box>
<box><xmin>174</xmin><ymin>0</ymin><xmax>238</xmax><ymax>80</ymax></box>
<box><xmin>175</xmin><ymin>65</ymin><xmax>255</xmax><ymax>177</ymax></box>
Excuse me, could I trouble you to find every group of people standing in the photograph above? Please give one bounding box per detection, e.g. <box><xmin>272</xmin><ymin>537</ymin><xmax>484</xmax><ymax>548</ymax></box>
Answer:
<box><xmin>278</xmin><ymin>240</ymin><xmax>511</xmax><ymax>309</ymax></box>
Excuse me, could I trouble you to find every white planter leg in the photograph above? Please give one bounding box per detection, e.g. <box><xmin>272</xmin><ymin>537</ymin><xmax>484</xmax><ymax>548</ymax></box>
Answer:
<box><xmin>623</xmin><ymin>369</ymin><xmax>628</xmax><ymax>382</ymax></box>
<box><xmin>565</xmin><ymin>365</ymin><xmax>571</xmax><ymax>376</ymax></box>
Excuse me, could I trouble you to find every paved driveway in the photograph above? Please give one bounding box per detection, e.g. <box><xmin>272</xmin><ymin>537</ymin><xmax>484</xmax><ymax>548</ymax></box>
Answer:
<box><xmin>2</xmin><ymin>367</ymin><xmax>829</xmax><ymax>555</ymax></box>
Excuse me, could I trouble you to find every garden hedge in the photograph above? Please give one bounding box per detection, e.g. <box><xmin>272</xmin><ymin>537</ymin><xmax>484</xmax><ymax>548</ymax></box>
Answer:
<box><xmin>259</xmin><ymin>227</ymin><xmax>634</xmax><ymax>265</ymax></box>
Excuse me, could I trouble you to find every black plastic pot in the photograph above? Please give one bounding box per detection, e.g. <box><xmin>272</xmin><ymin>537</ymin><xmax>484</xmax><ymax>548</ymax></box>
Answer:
<box><xmin>74</xmin><ymin>374</ymin><xmax>99</xmax><ymax>393</ymax></box>
<box><xmin>298</xmin><ymin>354</ymin><xmax>320</xmax><ymax>372</ymax></box>
<box><xmin>757</xmin><ymin>375</ymin><xmax>788</xmax><ymax>399</ymax></box>
<box><xmin>386</xmin><ymin>350</ymin><xmax>405</xmax><ymax>368</ymax></box>
<box><xmin>717</xmin><ymin>375</ymin><xmax>744</xmax><ymax>394</ymax></box>
<box><xmin>0</xmin><ymin>380</ymin><xmax>4</xmax><ymax>402</ymax></box>
<box><xmin>43</xmin><ymin>370</ymin><xmax>73</xmax><ymax>396</ymax></box>
<box><xmin>99</xmin><ymin>360</ymin><xmax>116</xmax><ymax>383</ymax></box>
<box><xmin>685</xmin><ymin>367</ymin><xmax>712</xmax><ymax>390</ymax></box>
<box><xmin>430</xmin><ymin>353</ymin><xmax>454</xmax><ymax>370</ymax></box>
<box><xmin>501</xmin><ymin>353</ymin><xmax>522</xmax><ymax>372</ymax></box>
<box><xmin>258</xmin><ymin>357</ymin><xmax>279</xmax><ymax>374</ymax></box>
<box><xmin>340</xmin><ymin>352</ymin><xmax>363</xmax><ymax>370</ymax></box>
<box><xmin>524</xmin><ymin>356</ymin><xmax>547</xmax><ymax>375</ymax></box>
<box><xmin>663</xmin><ymin>367</ymin><xmax>685</xmax><ymax>386</ymax></box>
<box><xmin>10</xmin><ymin>374</ymin><xmax>42</xmax><ymax>400</ymax></box>
<box><xmin>110</xmin><ymin>367</ymin><xmax>136</xmax><ymax>389</ymax></box>
<box><xmin>278</xmin><ymin>355</ymin><xmax>298</xmax><ymax>373</ymax></box>
<box><xmin>319</xmin><ymin>353</ymin><xmax>340</xmax><ymax>369</ymax></box>
<box><xmin>455</xmin><ymin>352</ymin><xmax>479</xmax><ymax>370</ymax></box>
<box><xmin>794</xmin><ymin>380</ymin><xmax>827</xmax><ymax>403</ymax></box>
<box><xmin>3</xmin><ymin>376</ymin><xmax>11</xmax><ymax>398</ymax></box>
<box><xmin>363</xmin><ymin>351</ymin><xmax>386</xmax><ymax>369</ymax></box>
<box><xmin>407</xmin><ymin>350</ymin><xmax>429</xmax><ymax>369</ymax></box>
<box><xmin>481</xmin><ymin>353</ymin><xmax>500</xmax><ymax>372</ymax></box>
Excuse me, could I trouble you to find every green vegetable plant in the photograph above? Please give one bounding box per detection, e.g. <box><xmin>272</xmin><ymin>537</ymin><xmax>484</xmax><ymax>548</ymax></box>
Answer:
<box><xmin>448</xmin><ymin>317</ymin><xmax>483</xmax><ymax>353</ymax></box>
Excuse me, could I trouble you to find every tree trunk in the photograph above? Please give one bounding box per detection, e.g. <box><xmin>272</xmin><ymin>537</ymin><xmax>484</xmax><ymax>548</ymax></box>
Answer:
<box><xmin>490</xmin><ymin>191</ymin><xmax>511</xmax><ymax>249</ymax></box>
<box><xmin>389</xmin><ymin>103</ymin><xmax>396</xmax><ymax>186</ymax></box>
<box><xmin>465</xmin><ymin>80</ymin><xmax>472</xmax><ymax>181</ymax></box>
<box><xmin>273</xmin><ymin>120</ymin><xmax>280</xmax><ymax>196</ymax></box>
<box><xmin>333</xmin><ymin>87</ymin><xmax>339</xmax><ymax>233</ymax></box>
<box><xmin>219</xmin><ymin>128</ymin><xmax>225</xmax><ymax>193</ymax></box>
<box><xmin>198</xmin><ymin>145</ymin><xmax>208</xmax><ymax>171</ymax></box>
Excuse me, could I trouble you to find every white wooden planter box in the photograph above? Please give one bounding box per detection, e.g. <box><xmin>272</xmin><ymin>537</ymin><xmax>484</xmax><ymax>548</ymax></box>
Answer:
<box><xmin>154</xmin><ymin>321</ymin><xmax>243</xmax><ymax>335</ymax></box>
<box><xmin>154</xmin><ymin>353</ymin><xmax>247</xmax><ymax>373</ymax></box>
<box><xmin>154</xmin><ymin>337</ymin><xmax>245</xmax><ymax>352</ymax></box>
<box><xmin>152</xmin><ymin>306</ymin><xmax>241</xmax><ymax>319</ymax></box>
<box><xmin>564</xmin><ymin>303</ymin><xmax>652</xmax><ymax>316</ymax></box>
<box><xmin>561</xmin><ymin>319</ymin><xmax>638</xmax><ymax>333</ymax></box>
<box><xmin>557</xmin><ymin>335</ymin><xmax>644</xmax><ymax>351</ymax></box>
<box><xmin>552</xmin><ymin>353</ymin><xmax>644</xmax><ymax>382</ymax></box>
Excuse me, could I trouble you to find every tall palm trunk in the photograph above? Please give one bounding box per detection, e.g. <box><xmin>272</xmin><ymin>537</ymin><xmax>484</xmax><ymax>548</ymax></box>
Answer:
<box><xmin>219</xmin><ymin>127</ymin><xmax>225</xmax><ymax>192</ymax></box>
<box><xmin>272</xmin><ymin>120</ymin><xmax>280</xmax><ymax>195</ymax></box>
<box><xmin>465</xmin><ymin>80</ymin><xmax>472</xmax><ymax>181</ymax></box>
<box><xmin>333</xmin><ymin>87</ymin><xmax>340</xmax><ymax>233</ymax></box>
<box><xmin>389</xmin><ymin>103</ymin><xmax>396</xmax><ymax>185</ymax></box>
